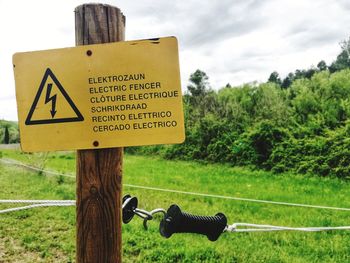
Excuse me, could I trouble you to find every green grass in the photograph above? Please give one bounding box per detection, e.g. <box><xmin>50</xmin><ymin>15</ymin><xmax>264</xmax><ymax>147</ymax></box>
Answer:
<box><xmin>1</xmin><ymin>149</ymin><xmax>350</xmax><ymax>262</ymax></box>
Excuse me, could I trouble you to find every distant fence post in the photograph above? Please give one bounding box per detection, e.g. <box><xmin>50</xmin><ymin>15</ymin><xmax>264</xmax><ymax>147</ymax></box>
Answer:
<box><xmin>75</xmin><ymin>4</ymin><xmax>125</xmax><ymax>262</ymax></box>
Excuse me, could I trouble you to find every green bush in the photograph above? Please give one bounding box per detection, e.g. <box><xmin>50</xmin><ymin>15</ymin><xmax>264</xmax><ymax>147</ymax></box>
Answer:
<box><xmin>231</xmin><ymin>121</ymin><xmax>289</xmax><ymax>168</ymax></box>
<box><xmin>269</xmin><ymin>123</ymin><xmax>350</xmax><ymax>178</ymax></box>
<box><xmin>128</xmin><ymin>68</ymin><xmax>350</xmax><ymax>178</ymax></box>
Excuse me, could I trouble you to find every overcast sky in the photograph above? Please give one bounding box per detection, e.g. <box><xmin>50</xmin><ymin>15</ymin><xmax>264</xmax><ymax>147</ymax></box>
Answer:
<box><xmin>1</xmin><ymin>0</ymin><xmax>350</xmax><ymax>121</ymax></box>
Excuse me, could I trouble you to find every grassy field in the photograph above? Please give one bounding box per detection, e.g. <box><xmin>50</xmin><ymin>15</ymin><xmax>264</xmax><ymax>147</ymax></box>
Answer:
<box><xmin>0</xmin><ymin>149</ymin><xmax>350</xmax><ymax>262</ymax></box>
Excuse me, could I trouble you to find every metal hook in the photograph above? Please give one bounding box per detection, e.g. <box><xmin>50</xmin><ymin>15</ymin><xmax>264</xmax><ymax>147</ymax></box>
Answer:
<box><xmin>134</xmin><ymin>208</ymin><xmax>153</xmax><ymax>220</ymax></box>
<box><xmin>142</xmin><ymin>208</ymin><xmax>166</xmax><ymax>230</ymax></box>
<box><xmin>122</xmin><ymin>194</ymin><xmax>166</xmax><ymax>230</ymax></box>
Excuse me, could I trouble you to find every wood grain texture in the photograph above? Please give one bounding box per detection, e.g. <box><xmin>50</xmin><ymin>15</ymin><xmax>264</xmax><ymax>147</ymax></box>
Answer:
<box><xmin>75</xmin><ymin>4</ymin><xmax>125</xmax><ymax>263</ymax></box>
<box><xmin>75</xmin><ymin>4</ymin><xmax>125</xmax><ymax>45</ymax></box>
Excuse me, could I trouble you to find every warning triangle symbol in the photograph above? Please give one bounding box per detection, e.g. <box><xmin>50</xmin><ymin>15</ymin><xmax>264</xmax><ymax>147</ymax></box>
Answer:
<box><xmin>25</xmin><ymin>68</ymin><xmax>84</xmax><ymax>125</ymax></box>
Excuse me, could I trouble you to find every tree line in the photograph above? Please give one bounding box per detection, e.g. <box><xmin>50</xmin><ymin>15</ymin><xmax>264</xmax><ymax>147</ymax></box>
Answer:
<box><xmin>131</xmin><ymin>38</ymin><xmax>350</xmax><ymax>178</ymax></box>
<box><xmin>268</xmin><ymin>38</ymin><xmax>350</xmax><ymax>88</ymax></box>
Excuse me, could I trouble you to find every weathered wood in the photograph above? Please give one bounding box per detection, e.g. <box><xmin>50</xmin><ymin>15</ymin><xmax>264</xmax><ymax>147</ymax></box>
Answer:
<box><xmin>75</xmin><ymin>4</ymin><xmax>125</xmax><ymax>263</ymax></box>
<box><xmin>75</xmin><ymin>4</ymin><xmax>125</xmax><ymax>45</ymax></box>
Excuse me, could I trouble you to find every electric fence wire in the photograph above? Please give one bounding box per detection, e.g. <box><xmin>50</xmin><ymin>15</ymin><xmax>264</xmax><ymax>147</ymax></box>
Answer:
<box><xmin>225</xmin><ymin>223</ymin><xmax>350</xmax><ymax>233</ymax></box>
<box><xmin>0</xmin><ymin>202</ymin><xmax>75</xmax><ymax>214</ymax></box>
<box><xmin>1</xmin><ymin>157</ymin><xmax>350</xmax><ymax>211</ymax></box>
<box><xmin>1</xmin><ymin>157</ymin><xmax>350</xmax><ymax>233</ymax></box>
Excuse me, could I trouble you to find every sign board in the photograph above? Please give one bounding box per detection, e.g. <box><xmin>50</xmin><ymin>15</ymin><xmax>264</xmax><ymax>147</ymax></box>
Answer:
<box><xmin>13</xmin><ymin>37</ymin><xmax>185</xmax><ymax>152</ymax></box>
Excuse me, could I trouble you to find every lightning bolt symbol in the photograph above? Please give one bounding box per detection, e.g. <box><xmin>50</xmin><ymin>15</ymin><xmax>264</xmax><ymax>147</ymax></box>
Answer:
<box><xmin>45</xmin><ymin>83</ymin><xmax>57</xmax><ymax>118</ymax></box>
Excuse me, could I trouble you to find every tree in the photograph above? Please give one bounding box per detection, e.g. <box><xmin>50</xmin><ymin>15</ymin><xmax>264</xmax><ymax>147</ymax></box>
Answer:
<box><xmin>187</xmin><ymin>69</ymin><xmax>210</xmax><ymax>98</ymax></box>
<box><xmin>186</xmin><ymin>69</ymin><xmax>212</xmax><ymax>116</ymax></box>
<box><xmin>281</xmin><ymin>72</ymin><xmax>294</xmax><ymax>89</ymax></box>
<box><xmin>330</xmin><ymin>51</ymin><xmax>350</xmax><ymax>72</ymax></box>
<box><xmin>329</xmin><ymin>38</ymin><xmax>350</xmax><ymax>73</ymax></box>
<box><xmin>268</xmin><ymin>71</ymin><xmax>281</xmax><ymax>85</ymax></box>
<box><xmin>340</xmin><ymin>37</ymin><xmax>350</xmax><ymax>57</ymax></box>
<box><xmin>3</xmin><ymin>126</ymin><xmax>9</xmax><ymax>144</ymax></box>
<box><xmin>304</xmin><ymin>67</ymin><xmax>317</xmax><ymax>79</ymax></box>
<box><xmin>294</xmin><ymin>69</ymin><xmax>306</xmax><ymax>79</ymax></box>
<box><xmin>184</xmin><ymin>69</ymin><xmax>214</xmax><ymax>125</ymax></box>
<box><xmin>317</xmin><ymin>60</ymin><xmax>327</xmax><ymax>71</ymax></box>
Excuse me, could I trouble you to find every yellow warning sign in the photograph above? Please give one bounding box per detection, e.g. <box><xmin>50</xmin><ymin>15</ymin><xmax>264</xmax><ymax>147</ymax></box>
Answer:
<box><xmin>13</xmin><ymin>37</ymin><xmax>185</xmax><ymax>152</ymax></box>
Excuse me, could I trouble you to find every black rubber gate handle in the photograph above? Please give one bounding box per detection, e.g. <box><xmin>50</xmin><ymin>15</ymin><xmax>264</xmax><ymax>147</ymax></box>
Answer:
<box><xmin>160</xmin><ymin>204</ymin><xmax>227</xmax><ymax>241</ymax></box>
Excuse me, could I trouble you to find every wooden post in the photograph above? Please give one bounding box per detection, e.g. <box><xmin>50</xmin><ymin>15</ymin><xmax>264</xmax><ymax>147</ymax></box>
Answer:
<box><xmin>75</xmin><ymin>4</ymin><xmax>125</xmax><ymax>263</ymax></box>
